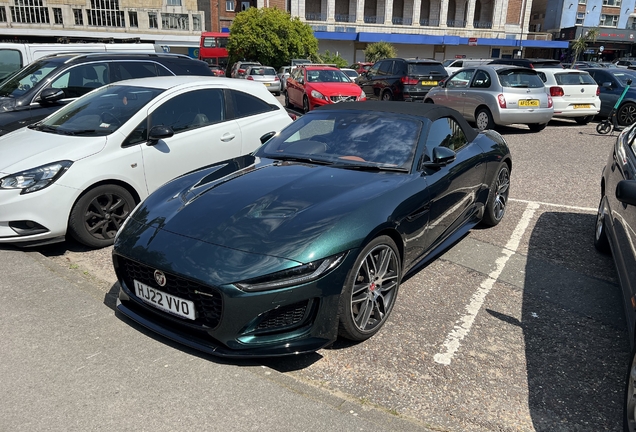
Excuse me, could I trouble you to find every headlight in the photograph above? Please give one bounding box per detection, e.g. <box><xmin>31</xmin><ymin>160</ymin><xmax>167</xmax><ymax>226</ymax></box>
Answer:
<box><xmin>0</xmin><ymin>98</ymin><xmax>16</xmax><ymax>112</ymax></box>
<box><xmin>235</xmin><ymin>252</ymin><xmax>347</xmax><ymax>292</ymax></box>
<box><xmin>0</xmin><ymin>160</ymin><xmax>73</xmax><ymax>194</ymax></box>
<box><xmin>359</xmin><ymin>89</ymin><xmax>366</xmax><ymax>100</ymax></box>
<box><xmin>310</xmin><ymin>90</ymin><xmax>326</xmax><ymax>100</ymax></box>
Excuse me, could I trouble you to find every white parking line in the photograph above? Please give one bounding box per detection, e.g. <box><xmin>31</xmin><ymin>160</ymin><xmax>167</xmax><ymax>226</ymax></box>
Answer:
<box><xmin>433</xmin><ymin>201</ymin><xmax>540</xmax><ymax>366</ymax></box>
<box><xmin>509</xmin><ymin>198</ymin><xmax>595</xmax><ymax>213</ymax></box>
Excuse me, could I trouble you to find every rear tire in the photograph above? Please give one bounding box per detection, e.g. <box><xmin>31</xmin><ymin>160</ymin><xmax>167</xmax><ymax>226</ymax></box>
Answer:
<box><xmin>575</xmin><ymin>116</ymin><xmax>592</xmax><ymax>125</ymax></box>
<box><xmin>481</xmin><ymin>163</ymin><xmax>510</xmax><ymax>227</ymax></box>
<box><xmin>475</xmin><ymin>107</ymin><xmax>495</xmax><ymax>131</ymax></box>
<box><xmin>284</xmin><ymin>91</ymin><xmax>291</xmax><ymax>108</ymax></box>
<box><xmin>381</xmin><ymin>91</ymin><xmax>393</xmax><ymax>101</ymax></box>
<box><xmin>624</xmin><ymin>345</ymin><xmax>636</xmax><ymax>432</ymax></box>
<box><xmin>303</xmin><ymin>96</ymin><xmax>310</xmax><ymax>113</ymax></box>
<box><xmin>594</xmin><ymin>197</ymin><xmax>611</xmax><ymax>254</ymax></box>
<box><xmin>528</xmin><ymin>123</ymin><xmax>547</xmax><ymax>132</ymax></box>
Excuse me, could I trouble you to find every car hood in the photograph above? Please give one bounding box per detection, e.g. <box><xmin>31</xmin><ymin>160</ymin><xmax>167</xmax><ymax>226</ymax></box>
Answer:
<box><xmin>127</xmin><ymin>154</ymin><xmax>410</xmax><ymax>263</ymax></box>
<box><xmin>307</xmin><ymin>82</ymin><xmax>362</xmax><ymax>96</ymax></box>
<box><xmin>0</xmin><ymin>127</ymin><xmax>107</xmax><ymax>174</ymax></box>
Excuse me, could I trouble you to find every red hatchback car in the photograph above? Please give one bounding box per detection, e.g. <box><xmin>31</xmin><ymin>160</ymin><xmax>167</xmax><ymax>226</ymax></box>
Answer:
<box><xmin>285</xmin><ymin>65</ymin><xmax>366</xmax><ymax>113</ymax></box>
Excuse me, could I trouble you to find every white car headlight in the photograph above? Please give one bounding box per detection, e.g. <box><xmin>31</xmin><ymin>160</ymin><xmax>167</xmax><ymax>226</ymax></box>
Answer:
<box><xmin>0</xmin><ymin>160</ymin><xmax>73</xmax><ymax>194</ymax></box>
<box><xmin>310</xmin><ymin>90</ymin><xmax>326</xmax><ymax>100</ymax></box>
<box><xmin>359</xmin><ymin>89</ymin><xmax>366</xmax><ymax>99</ymax></box>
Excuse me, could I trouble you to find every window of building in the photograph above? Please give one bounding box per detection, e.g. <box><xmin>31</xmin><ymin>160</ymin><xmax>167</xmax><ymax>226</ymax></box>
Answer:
<box><xmin>192</xmin><ymin>14</ymin><xmax>201</xmax><ymax>30</ymax></box>
<box><xmin>166</xmin><ymin>0</ymin><xmax>182</xmax><ymax>5</ymax></box>
<box><xmin>226</xmin><ymin>1</ymin><xmax>235</xmax><ymax>11</ymax></box>
<box><xmin>73</xmin><ymin>8</ymin><xmax>83</xmax><ymax>25</ymax></box>
<box><xmin>0</xmin><ymin>6</ymin><xmax>8</xmax><ymax>22</ymax></box>
<box><xmin>10</xmin><ymin>0</ymin><xmax>49</xmax><ymax>24</ymax></box>
<box><xmin>162</xmin><ymin>13</ymin><xmax>188</xmax><ymax>30</ymax></box>
<box><xmin>241</xmin><ymin>1</ymin><xmax>250</xmax><ymax>11</ymax></box>
<box><xmin>603</xmin><ymin>0</ymin><xmax>621</xmax><ymax>5</ymax></box>
<box><xmin>600</xmin><ymin>14</ymin><xmax>619</xmax><ymax>26</ymax></box>
<box><xmin>128</xmin><ymin>11</ymin><xmax>137</xmax><ymax>27</ymax></box>
<box><xmin>576</xmin><ymin>12</ymin><xmax>585</xmax><ymax>25</ymax></box>
<box><xmin>148</xmin><ymin>12</ymin><xmax>158</xmax><ymax>28</ymax></box>
<box><xmin>88</xmin><ymin>0</ymin><xmax>125</xmax><ymax>27</ymax></box>
<box><xmin>579</xmin><ymin>0</ymin><xmax>586</xmax><ymax>4</ymax></box>
<box><xmin>52</xmin><ymin>7</ymin><xmax>62</xmax><ymax>24</ymax></box>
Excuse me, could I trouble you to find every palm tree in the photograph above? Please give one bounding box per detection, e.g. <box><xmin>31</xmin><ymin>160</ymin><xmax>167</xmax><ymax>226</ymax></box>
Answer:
<box><xmin>571</xmin><ymin>27</ymin><xmax>599</xmax><ymax>63</ymax></box>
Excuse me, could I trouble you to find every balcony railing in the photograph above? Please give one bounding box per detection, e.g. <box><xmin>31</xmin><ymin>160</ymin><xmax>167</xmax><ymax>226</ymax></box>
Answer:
<box><xmin>364</xmin><ymin>15</ymin><xmax>384</xmax><ymax>23</ymax></box>
<box><xmin>473</xmin><ymin>20</ymin><xmax>492</xmax><ymax>29</ymax></box>
<box><xmin>392</xmin><ymin>17</ymin><xmax>413</xmax><ymax>25</ymax></box>
<box><xmin>335</xmin><ymin>14</ymin><xmax>355</xmax><ymax>22</ymax></box>
<box><xmin>305</xmin><ymin>12</ymin><xmax>326</xmax><ymax>21</ymax></box>
<box><xmin>447</xmin><ymin>19</ymin><xmax>466</xmax><ymax>27</ymax></box>
<box><xmin>419</xmin><ymin>18</ymin><xmax>440</xmax><ymax>26</ymax></box>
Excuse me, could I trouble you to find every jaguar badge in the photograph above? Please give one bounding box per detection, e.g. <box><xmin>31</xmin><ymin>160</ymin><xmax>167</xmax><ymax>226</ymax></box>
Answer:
<box><xmin>154</xmin><ymin>270</ymin><xmax>167</xmax><ymax>287</ymax></box>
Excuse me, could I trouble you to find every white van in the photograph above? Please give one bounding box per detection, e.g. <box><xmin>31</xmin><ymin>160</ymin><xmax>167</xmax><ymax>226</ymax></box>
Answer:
<box><xmin>0</xmin><ymin>42</ymin><xmax>157</xmax><ymax>82</ymax></box>
<box><xmin>443</xmin><ymin>58</ymin><xmax>493</xmax><ymax>75</ymax></box>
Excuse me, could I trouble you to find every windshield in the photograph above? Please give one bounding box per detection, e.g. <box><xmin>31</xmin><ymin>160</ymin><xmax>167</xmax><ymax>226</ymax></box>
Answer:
<box><xmin>0</xmin><ymin>58</ymin><xmax>63</xmax><ymax>97</ymax></box>
<box><xmin>255</xmin><ymin>111</ymin><xmax>422</xmax><ymax>171</ymax></box>
<box><xmin>305</xmin><ymin>69</ymin><xmax>352</xmax><ymax>83</ymax></box>
<box><xmin>612</xmin><ymin>70</ymin><xmax>636</xmax><ymax>85</ymax></box>
<box><xmin>33</xmin><ymin>84</ymin><xmax>165</xmax><ymax>136</ymax></box>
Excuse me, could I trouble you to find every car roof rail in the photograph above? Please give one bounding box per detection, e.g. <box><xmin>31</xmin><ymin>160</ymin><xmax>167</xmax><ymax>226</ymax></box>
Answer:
<box><xmin>298</xmin><ymin>63</ymin><xmax>338</xmax><ymax>68</ymax></box>
<box><xmin>42</xmin><ymin>52</ymin><xmax>193</xmax><ymax>64</ymax></box>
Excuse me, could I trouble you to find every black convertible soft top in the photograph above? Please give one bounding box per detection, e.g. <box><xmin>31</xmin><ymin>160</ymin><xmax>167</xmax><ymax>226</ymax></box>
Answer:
<box><xmin>315</xmin><ymin>101</ymin><xmax>478</xmax><ymax>143</ymax></box>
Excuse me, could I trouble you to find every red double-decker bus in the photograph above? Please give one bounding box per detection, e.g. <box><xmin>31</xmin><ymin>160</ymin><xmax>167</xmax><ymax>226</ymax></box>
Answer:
<box><xmin>198</xmin><ymin>32</ymin><xmax>230</xmax><ymax>70</ymax></box>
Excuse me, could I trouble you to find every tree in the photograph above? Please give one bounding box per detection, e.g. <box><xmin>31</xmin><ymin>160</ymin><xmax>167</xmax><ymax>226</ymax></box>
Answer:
<box><xmin>317</xmin><ymin>50</ymin><xmax>348</xmax><ymax>68</ymax></box>
<box><xmin>571</xmin><ymin>27</ymin><xmax>599</xmax><ymax>63</ymax></box>
<box><xmin>365</xmin><ymin>41</ymin><xmax>397</xmax><ymax>63</ymax></box>
<box><xmin>227</xmin><ymin>8</ymin><xmax>318</xmax><ymax>71</ymax></box>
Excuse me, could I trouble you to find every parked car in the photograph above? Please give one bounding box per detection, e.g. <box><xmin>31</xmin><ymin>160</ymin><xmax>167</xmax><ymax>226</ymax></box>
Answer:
<box><xmin>0</xmin><ymin>52</ymin><xmax>212</xmax><ymax>136</ymax></box>
<box><xmin>112</xmin><ymin>101</ymin><xmax>512</xmax><ymax>357</ymax></box>
<box><xmin>229</xmin><ymin>60</ymin><xmax>261</xmax><ymax>78</ymax></box>
<box><xmin>425</xmin><ymin>65</ymin><xmax>554</xmax><ymax>131</ymax></box>
<box><xmin>358</xmin><ymin>58</ymin><xmax>448</xmax><ymax>101</ymax></box>
<box><xmin>599</xmin><ymin>62</ymin><xmax>620</xmax><ymax>69</ymax></box>
<box><xmin>615</xmin><ymin>58</ymin><xmax>636</xmax><ymax>68</ymax></box>
<box><xmin>581</xmin><ymin>68</ymin><xmax>636</xmax><ymax>126</ymax></box>
<box><xmin>285</xmin><ymin>64</ymin><xmax>365</xmax><ymax>112</ymax></box>
<box><xmin>594</xmin><ymin>122</ymin><xmax>636</xmax><ymax>431</ymax></box>
<box><xmin>535</xmin><ymin>68</ymin><xmax>600</xmax><ymax>124</ymax></box>
<box><xmin>340</xmin><ymin>67</ymin><xmax>360</xmax><ymax>83</ymax></box>
<box><xmin>348</xmin><ymin>62</ymin><xmax>373</xmax><ymax>74</ymax></box>
<box><xmin>0</xmin><ymin>76</ymin><xmax>293</xmax><ymax>248</ymax></box>
<box><xmin>489</xmin><ymin>58</ymin><xmax>563</xmax><ymax>69</ymax></box>
<box><xmin>571</xmin><ymin>61</ymin><xmax>603</xmax><ymax>69</ymax></box>
<box><xmin>442</xmin><ymin>58</ymin><xmax>492</xmax><ymax>75</ymax></box>
<box><xmin>244</xmin><ymin>65</ymin><xmax>281</xmax><ymax>95</ymax></box>
<box><xmin>208</xmin><ymin>64</ymin><xmax>226</xmax><ymax>77</ymax></box>
<box><xmin>277</xmin><ymin>65</ymin><xmax>292</xmax><ymax>91</ymax></box>
<box><xmin>291</xmin><ymin>58</ymin><xmax>311</xmax><ymax>67</ymax></box>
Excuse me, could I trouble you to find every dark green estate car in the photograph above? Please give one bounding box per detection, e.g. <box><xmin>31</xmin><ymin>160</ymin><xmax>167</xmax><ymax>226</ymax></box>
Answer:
<box><xmin>112</xmin><ymin>102</ymin><xmax>512</xmax><ymax>357</ymax></box>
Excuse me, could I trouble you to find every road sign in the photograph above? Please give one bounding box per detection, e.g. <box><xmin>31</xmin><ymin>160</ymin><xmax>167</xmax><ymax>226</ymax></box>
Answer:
<box><xmin>599</xmin><ymin>45</ymin><xmax>604</xmax><ymax>52</ymax></box>
<box><xmin>469</xmin><ymin>37</ymin><xmax>478</xmax><ymax>46</ymax></box>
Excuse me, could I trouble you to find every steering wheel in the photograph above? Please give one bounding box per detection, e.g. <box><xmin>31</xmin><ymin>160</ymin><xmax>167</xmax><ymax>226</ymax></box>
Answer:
<box><xmin>100</xmin><ymin>112</ymin><xmax>121</xmax><ymax>127</ymax></box>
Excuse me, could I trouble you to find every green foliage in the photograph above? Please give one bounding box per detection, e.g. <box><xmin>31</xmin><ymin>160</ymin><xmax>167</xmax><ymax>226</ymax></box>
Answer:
<box><xmin>365</xmin><ymin>41</ymin><xmax>397</xmax><ymax>63</ymax></box>
<box><xmin>227</xmin><ymin>8</ymin><xmax>318</xmax><ymax>70</ymax></box>
<box><xmin>572</xmin><ymin>27</ymin><xmax>599</xmax><ymax>63</ymax></box>
<box><xmin>316</xmin><ymin>50</ymin><xmax>348</xmax><ymax>68</ymax></box>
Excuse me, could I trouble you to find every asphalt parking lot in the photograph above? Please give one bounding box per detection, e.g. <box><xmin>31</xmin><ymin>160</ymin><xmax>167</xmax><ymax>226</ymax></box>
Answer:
<box><xmin>1</xmin><ymin>112</ymin><xmax>628</xmax><ymax>431</ymax></box>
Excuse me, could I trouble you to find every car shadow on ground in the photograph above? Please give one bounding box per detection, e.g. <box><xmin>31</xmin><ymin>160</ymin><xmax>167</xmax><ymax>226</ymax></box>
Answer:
<box><xmin>489</xmin><ymin>211</ymin><xmax>627</xmax><ymax>430</ymax></box>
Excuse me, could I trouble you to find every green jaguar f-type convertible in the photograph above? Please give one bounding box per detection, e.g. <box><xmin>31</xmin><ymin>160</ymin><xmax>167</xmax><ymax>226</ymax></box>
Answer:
<box><xmin>112</xmin><ymin>101</ymin><xmax>511</xmax><ymax>357</ymax></box>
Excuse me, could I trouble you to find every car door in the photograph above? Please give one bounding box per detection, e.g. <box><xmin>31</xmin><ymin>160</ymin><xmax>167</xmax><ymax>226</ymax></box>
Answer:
<box><xmin>286</xmin><ymin>67</ymin><xmax>304</xmax><ymax>108</ymax></box>
<box><xmin>462</xmin><ymin>69</ymin><xmax>492</xmax><ymax>119</ymax></box>
<box><xmin>434</xmin><ymin>69</ymin><xmax>475</xmax><ymax>114</ymax></box>
<box><xmin>419</xmin><ymin>116</ymin><xmax>487</xmax><ymax>252</ymax></box>
<box><xmin>140</xmin><ymin>87</ymin><xmax>243</xmax><ymax>193</ymax></box>
<box><xmin>360</xmin><ymin>61</ymin><xmax>385</xmax><ymax>100</ymax></box>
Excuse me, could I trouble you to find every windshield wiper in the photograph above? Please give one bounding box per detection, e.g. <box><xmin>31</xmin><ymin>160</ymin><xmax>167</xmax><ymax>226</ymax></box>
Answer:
<box><xmin>31</xmin><ymin>124</ymin><xmax>59</xmax><ymax>133</ymax></box>
<box><xmin>59</xmin><ymin>129</ymin><xmax>98</xmax><ymax>136</ymax></box>
<box><xmin>330</xmin><ymin>163</ymin><xmax>409</xmax><ymax>172</ymax></box>
<box><xmin>272</xmin><ymin>155</ymin><xmax>334</xmax><ymax>165</ymax></box>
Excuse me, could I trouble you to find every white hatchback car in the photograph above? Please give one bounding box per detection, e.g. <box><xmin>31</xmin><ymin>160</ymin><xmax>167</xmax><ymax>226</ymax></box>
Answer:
<box><xmin>535</xmin><ymin>68</ymin><xmax>600</xmax><ymax>124</ymax></box>
<box><xmin>0</xmin><ymin>76</ymin><xmax>293</xmax><ymax>248</ymax></box>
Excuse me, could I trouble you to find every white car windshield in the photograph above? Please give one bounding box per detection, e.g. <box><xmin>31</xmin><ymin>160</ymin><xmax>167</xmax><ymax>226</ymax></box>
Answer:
<box><xmin>30</xmin><ymin>84</ymin><xmax>165</xmax><ymax>136</ymax></box>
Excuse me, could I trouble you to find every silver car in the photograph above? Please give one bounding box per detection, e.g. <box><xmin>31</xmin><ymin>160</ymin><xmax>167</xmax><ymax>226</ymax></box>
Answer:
<box><xmin>425</xmin><ymin>65</ymin><xmax>554</xmax><ymax>132</ymax></box>
<box><xmin>244</xmin><ymin>65</ymin><xmax>282</xmax><ymax>96</ymax></box>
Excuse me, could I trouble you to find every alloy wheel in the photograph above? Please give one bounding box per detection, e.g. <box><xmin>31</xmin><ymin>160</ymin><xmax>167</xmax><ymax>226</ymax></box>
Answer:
<box><xmin>619</xmin><ymin>103</ymin><xmax>636</xmax><ymax>126</ymax></box>
<box><xmin>84</xmin><ymin>192</ymin><xmax>131</xmax><ymax>241</ymax></box>
<box><xmin>349</xmin><ymin>244</ymin><xmax>399</xmax><ymax>333</ymax></box>
<box><xmin>476</xmin><ymin>111</ymin><xmax>490</xmax><ymax>130</ymax></box>
<box><xmin>627</xmin><ymin>352</ymin><xmax>636</xmax><ymax>431</ymax></box>
<box><xmin>493</xmin><ymin>167</ymin><xmax>510</xmax><ymax>221</ymax></box>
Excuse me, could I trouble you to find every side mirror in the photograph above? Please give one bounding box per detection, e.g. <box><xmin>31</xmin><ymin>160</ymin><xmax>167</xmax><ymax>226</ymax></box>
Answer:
<box><xmin>147</xmin><ymin>125</ymin><xmax>174</xmax><ymax>145</ymax></box>
<box><xmin>602</xmin><ymin>81</ymin><xmax>613</xmax><ymax>88</ymax></box>
<box><xmin>260</xmin><ymin>131</ymin><xmax>276</xmax><ymax>144</ymax></box>
<box><xmin>39</xmin><ymin>88</ymin><xmax>65</xmax><ymax>104</ymax></box>
<box><xmin>616</xmin><ymin>180</ymin><xmax>636</xmax><ymax>206</ymax></box>
<box><xmin>421</xmin><ymin>147</ymin><xmax>456</xmax><ymax>168</ymax></box>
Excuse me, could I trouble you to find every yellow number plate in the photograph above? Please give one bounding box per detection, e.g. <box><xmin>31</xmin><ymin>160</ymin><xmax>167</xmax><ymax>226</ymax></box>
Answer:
<box><xmin>421</xmin><ymin>81</ymin><xmax>438</xmax><ymax>86</ymax></box>
<box><xmin>519</xmin><ymin>99</ymin><xmax>540</xmax><ymax>107</ymax></box>
<box><xmin>573</xmin><ymin>104</ymin><xmax>591</xmax><ymax>109</ymax></box>
<box><xmin>264</xmin><ymin>83</ymin><xmax>270</xmax><ymax>86</ymax></box>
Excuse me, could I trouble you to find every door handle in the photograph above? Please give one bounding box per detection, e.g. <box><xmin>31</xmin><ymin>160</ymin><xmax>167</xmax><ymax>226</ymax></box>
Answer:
<box><xmin>220</xmin><ymin>133</ymin><xmax>236</xmax><ymax>142</ymax></box>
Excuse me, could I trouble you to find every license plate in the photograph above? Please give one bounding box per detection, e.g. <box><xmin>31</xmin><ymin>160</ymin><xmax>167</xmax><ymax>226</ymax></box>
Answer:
<box><xmin>134</xmin><ymin>280</ymin><xmax>195</xmax><ymax>320</ymax></box>
<box><xmin>421</xmin><ymin>80</ymin><xmax>438</xmax><ymax>86</ymax></box>
<box><xmin>264</xmin><ymin>83</ymin><xmax>270</xmax><ymax>86</ymax></box>
<box><xmin>519</xmin><ymin>99</ymin><xmax>540</xmax><ymax>107</ymax></box>
<box><xmin>574</xmin><ymin>104</ymin><xmax>591</xmax><ymax>109</ymax></box>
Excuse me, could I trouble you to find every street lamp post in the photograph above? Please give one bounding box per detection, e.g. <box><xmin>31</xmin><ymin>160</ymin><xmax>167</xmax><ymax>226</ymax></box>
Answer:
<box><xmin>518</xmin><ymin>0</ymin><xmax>528</xmax><ymax>58</ymax></box>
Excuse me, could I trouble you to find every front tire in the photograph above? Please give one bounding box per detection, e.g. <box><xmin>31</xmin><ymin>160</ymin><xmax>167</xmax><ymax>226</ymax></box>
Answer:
<box><xmin>68</xmin><ymin>184</ymin><xmax>135</xmax><ymax>248</ymax></box>
<box><xmin>303</xmin><ymin>96</ymin><xmax>310</xmax><ymax>113</ymax></box>
<box><xmin>475</xmin><ymin>107</ymin><xmax>495</xmax><ymax>131</ymax></box>
<box><xmin>594</xmin><ymin>197</ymin><xmax>611</xmax><ymax>254</ymax></box>
<box><xmin>619</xmin><ymin>102</ymin><xmax>636</xmax><ymax>126</ymax></box>
<box><xmin>481</xmin><ymin>163</ymin><xmax>510</xmax><ymax>227</ymax></box>
<box><xmin>625</xmin><ymin>345</ymin><xmax>636</xmax><ymax>431</ymax></box>
<box><xmin>338</xmin><ymin>236</ymin><xmax>401</xmax><ymax>341</ymax></box>
<box><xmin>528</xmin><ymin>123</ymin><xmax>547</xmax><ymax>132</ymax></box>
<box><xmin>284</xmin><ymin>91</ymin><xmax>291</xmax><ymax>108</ymax></box>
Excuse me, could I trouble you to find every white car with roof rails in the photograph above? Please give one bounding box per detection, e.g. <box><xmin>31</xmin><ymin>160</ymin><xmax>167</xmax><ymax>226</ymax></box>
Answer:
<box><xmin>535</xmin><ymin>68</ymin><xmax>601</xmax><ymax>124</ymax></box>
<box><xmin>0</xmin><ymin>76</ymin><xmax>292</xmax><ymax>248</ymax></box>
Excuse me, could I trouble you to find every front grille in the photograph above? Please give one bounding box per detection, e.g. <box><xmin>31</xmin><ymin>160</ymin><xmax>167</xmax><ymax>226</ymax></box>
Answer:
<box><xmin>116</xmin><ymin>255</ymin><xmax>222</xmax><ymax>328</ymax></box>
<box><xmin>256</xmin><ymin>301</ymin><xmax>308</xmax><ymax>331</ymax></box>
<box><xmin>330</xmin><ymin>95</ymin><xmax>357</xmax><ymax>103</ymax></box>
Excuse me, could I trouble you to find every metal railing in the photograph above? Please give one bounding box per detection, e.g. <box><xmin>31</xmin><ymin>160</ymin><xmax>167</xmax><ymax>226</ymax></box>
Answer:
<box><xmin>392</xmin><ymin>17</ymin><xmax>413</xmax><ymax>25</ymax></box>
<box><xmin>419</xmin><ymin>18</ymin><xmax>440</xmax><ymax>26</ymax></box>
<box><xmin>305</xmin><ymin>12</ymin><xmax>326</xmax><ymax>21</ymax></box>
<box><xmin>364</xmin><ymin>15</ymin><xmax>382</xmax><ymax>23</ymax></box>
<box><xmin>473</xmin><ymin>20</ymin><xmax>492</xmax><ymax>29</ymax></box>
<box><xmin>335</xmin><ymin>14</ymin><xmax>355</xmax><ymax>22</ymax></box>
<box><xmin>447</xmin><ymin>19</ymin><xmax>466</xmax><ymax>27</ymax></box>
